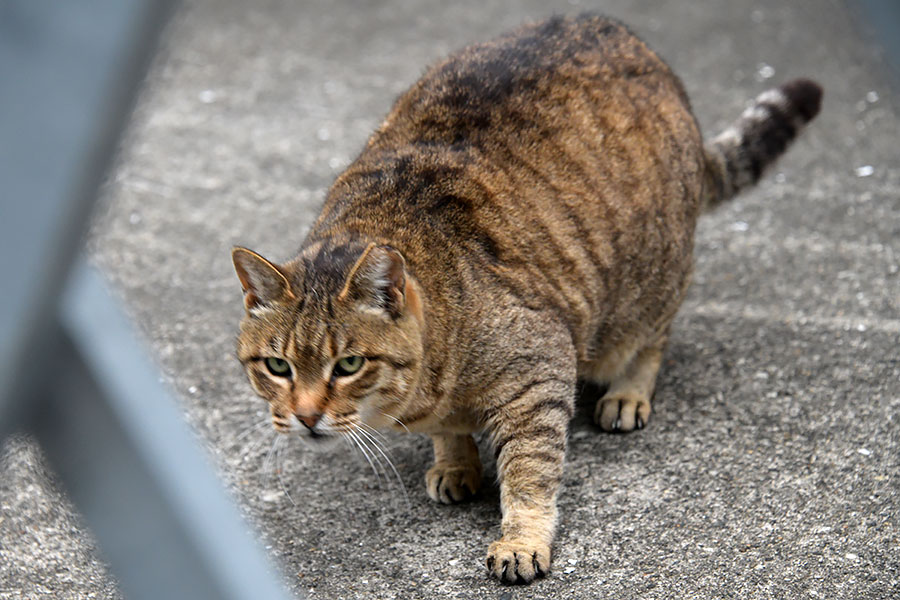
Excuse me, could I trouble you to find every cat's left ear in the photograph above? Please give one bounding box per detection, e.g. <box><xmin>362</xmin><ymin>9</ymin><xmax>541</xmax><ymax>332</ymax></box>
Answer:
<box><xmin>231</xmin><ymin>247</ymin><xmax>296</xmax><ymax>311</ymax></box>
<box><xmin>338</xmin><ymin>243</ymin><xmax>407</xmax><ymax>318</ymax></box>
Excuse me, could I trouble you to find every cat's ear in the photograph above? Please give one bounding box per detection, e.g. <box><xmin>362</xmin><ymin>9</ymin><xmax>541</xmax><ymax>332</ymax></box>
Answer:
<box><xmin>338</xmin><ymin>243</ymin><xmax>407</xmax><ymax>318</ymax></box>
<box><xmin>231</xmin><ymin>247</ymin><xmax>295</xmax><ymax>311</ymax></box>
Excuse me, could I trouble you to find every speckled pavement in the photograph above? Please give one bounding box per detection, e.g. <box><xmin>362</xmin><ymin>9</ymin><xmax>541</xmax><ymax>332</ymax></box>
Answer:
<box><xmin>2</xmin><ymin>1</ymin><xmax>898</xmax><ymax>598</ymax></box>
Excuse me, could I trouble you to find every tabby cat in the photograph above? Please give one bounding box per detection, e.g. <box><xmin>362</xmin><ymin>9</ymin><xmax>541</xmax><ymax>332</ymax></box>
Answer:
<box><xmin>231</xmin><ymin>14</ymin><xmax>821</xmax><ymax>583</ymax></box>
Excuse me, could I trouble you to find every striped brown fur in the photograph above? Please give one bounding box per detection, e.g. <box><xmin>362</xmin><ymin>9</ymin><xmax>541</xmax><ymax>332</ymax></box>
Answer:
<box><xmin>231</xmin><ymin>14</ymin><xmax>821</xmax><ymax>583</ymax></box>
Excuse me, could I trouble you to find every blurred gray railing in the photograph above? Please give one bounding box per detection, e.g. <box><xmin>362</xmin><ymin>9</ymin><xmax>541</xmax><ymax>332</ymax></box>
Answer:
<box><xmin>0</xmin><ymin>1</ymin><xmax>295</xmax><ymax>598</ymax></box>
<box><xmin>857</xmin><ymin>0</ymin><xmax>900</xmax><ymax>79</ymax></box>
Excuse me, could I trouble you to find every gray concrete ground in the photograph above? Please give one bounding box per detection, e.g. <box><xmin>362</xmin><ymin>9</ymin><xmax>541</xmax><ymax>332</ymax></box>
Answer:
<box><xmin>2</xmin><ymin>0</ymin><xmax>898</xmax><ymax>598</ymax></box>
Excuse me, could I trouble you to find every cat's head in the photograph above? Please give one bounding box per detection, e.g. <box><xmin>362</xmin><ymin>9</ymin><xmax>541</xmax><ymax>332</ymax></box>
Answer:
<box><xmin>231</xmin><ymin>240</ymin><xmax>425</xmax><ymax>449</ymax></box>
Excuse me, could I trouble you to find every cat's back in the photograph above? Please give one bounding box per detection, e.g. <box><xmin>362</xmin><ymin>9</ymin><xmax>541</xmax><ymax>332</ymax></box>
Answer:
<box><xmin>359</xmin><ymin>13</ymin><xmax>704</xmax><ymax>257</ymax></box>
<box><xmin>368</xmin><ymin>14</ymin><xmax>695</xmax><ymax>153</ymax></box>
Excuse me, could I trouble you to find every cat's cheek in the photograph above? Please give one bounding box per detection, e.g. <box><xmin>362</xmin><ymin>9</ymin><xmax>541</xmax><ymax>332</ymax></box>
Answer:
<box><xmin>355</xmin><ymin>400</ymin><xmax>388</xmax><ymax>429</ymax></box>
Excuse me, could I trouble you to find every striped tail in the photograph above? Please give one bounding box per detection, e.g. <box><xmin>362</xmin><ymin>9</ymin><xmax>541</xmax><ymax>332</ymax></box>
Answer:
<box><xmin>703</xmin><ymin>78</ymin><xmax>823</xmax><ymax>210</ymax></box>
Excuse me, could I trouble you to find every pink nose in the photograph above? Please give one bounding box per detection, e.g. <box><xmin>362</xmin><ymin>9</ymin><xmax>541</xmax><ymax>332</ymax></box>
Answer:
<box><xmin>297</xmin><ymin>413</ymin><xmax>321</xmax><ymax>429</ymax></box>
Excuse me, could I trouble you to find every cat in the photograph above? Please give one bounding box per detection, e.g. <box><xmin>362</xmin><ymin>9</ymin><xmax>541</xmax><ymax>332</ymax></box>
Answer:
<box><xmin>231</xmin><ymin>14</ymin><xmax>821</xmax><ymax>584</ymax></box>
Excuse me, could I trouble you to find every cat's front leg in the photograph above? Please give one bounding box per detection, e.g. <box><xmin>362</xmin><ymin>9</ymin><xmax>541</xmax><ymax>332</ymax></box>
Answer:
<box><xmin>484</xmin><ymin>375</ymin><xmax>574</xmax><ymax>583</ymax></box>
<box><xmin>425</xmin><ymin>433</ymin><xmax>483</xmax><ymax>503</ymax></box>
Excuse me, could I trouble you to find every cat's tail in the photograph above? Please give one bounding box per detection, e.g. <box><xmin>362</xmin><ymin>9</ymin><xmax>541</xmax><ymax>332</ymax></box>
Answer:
<box><xmin>702</xmin><ymin>78</ymin><xmax>822</xmax><ymax>210</ymax></box>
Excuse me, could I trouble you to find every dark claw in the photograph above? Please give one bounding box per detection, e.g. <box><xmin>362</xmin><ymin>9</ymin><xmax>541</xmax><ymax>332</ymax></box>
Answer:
<box><xmin>486</xmin><ymin>556</ymin><xmax>495</xmax><ymax>571</ymax></box>
<box><xmin>500</xmin><ymin>559</ymin><xmax>510</xmax><ymax>581</ymax></box>
<box><xmin>636</xmin><ymin>416</ymin><xmax>645</xmax><ymax>430</ymax></box>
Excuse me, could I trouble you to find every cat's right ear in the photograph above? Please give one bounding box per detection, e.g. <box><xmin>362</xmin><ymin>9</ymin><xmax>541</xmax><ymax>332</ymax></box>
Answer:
<box><xmin>231</xmin><ymin>247</ymin><xmax>295</xmax><ymax>312</ymax></box>
<box><xmin>338</xmin><ymin>243</ymin><xmax>408</xmax><ymax>319</ymax></box>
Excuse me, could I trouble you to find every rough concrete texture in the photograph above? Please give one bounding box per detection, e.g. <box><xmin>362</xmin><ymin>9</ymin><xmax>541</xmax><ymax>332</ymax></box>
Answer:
<box><xmin>2</xmin><ymin>0</ymin><xmax>898</xmax><ymax>598</ymax></box>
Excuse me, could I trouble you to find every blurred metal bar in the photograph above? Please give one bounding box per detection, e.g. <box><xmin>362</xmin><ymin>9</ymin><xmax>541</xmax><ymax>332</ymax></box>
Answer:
<box><xmin>0</xmin><ymin>0</ymin><xmax>174</xmax><ymax>430</ymax></box>
<box><xmin>0</xmin><ymin>0</ymin><xmax>297</xmax><ymax>598</ymax></box>
<box><xmin>33</xmin><ymin>262</ymin><xmax>294</xmax><ymax>600</ymax></box>
<box><xmin>856</xmin><ymin>0</ymin><xmax>900</xmax><ymax>80</ymax></box>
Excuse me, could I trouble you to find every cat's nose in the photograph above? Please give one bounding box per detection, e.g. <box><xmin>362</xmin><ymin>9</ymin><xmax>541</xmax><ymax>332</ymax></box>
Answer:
<box><xmin>296</xmin><ymin>412</ymin><xmax>322</xmax><ymax>429</ymax></box>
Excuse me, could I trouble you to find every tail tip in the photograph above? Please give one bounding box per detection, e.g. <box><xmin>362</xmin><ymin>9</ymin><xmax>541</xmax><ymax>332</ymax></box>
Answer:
<box><xmin>778</xmin><ymin>78</ymin><xmax>823</xmax><ymax>123</ymax></box>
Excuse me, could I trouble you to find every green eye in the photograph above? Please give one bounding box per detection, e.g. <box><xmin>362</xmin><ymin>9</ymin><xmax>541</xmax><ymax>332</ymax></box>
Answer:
<box><xmin>334</xmin><ymin>356</ymin><xmax>365</xmax><ymax>377</ymax></box>
<box><xmin>265</xmin><ymin>357</ymin><xmax>292</xmax><ymax>377</ymax></box>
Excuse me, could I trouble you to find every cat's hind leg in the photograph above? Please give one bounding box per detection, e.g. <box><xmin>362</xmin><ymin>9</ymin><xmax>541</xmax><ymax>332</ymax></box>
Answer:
<box><xmin>425</xmin><ymin>433</ymin><xmax>483</xmax><ymax>504</ymax></box>
<box><xmin>591</xmin><ymin>335</ymin><xmax>666</xmax><ymax>433</ymax></box>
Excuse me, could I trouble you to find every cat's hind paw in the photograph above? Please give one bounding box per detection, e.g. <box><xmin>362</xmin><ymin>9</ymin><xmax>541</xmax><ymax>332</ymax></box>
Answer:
<box><xmin>425</xmin><ymin>462</ymin><xmax>482</xmax><ymax>504</ymax></box>
<box><xmin>594</xmin><ymin>393</ymin><xmax>651</xmax><ymax>432</ymax></box>
<box><xmin>486</xmin><ymin>538</ymin><xmax>550</xmax><ymax>584</ymax></box>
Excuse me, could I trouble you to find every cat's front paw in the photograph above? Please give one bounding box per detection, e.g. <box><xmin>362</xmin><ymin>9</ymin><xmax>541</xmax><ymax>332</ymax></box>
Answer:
<box><xmin>486</xmin><ymin>538</ymin><xmax>550</xmax><ymax>584</ymax></box>
<box><xmin>425</xmin><ymin>461</ymin><xmax>482</xmax><ymax>504</ymax></box>
<box><xmin>594</xmin><ymin>393</ymin><xmax>651</xmax><ymax>432</ymax></box>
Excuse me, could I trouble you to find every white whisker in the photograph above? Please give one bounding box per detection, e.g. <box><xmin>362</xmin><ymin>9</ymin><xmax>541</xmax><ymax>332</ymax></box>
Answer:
<box><xmin>356</xmin><ymin>424</ymin><xmax>410</xmax><ymax>510</ymax></box>
<box><xmin>346</xmin><ymin>429</ymin><xmax>385</xmax><ymax>486</ymax></box>
<box><xmin>380</xmin><ymin>411</ymin><xmax>411</xmax><ymax>433</ymax></box>
<box><xmin>243</xmin><ymin>427</ymin><xmax>276</xmax><ymax>462</ymax></box>
<box><xmin>353</xmin><ymin>428</ymin><xmax>387</xmax><ymax>478</ymax></box>
<box><xmin>263</xmin><ymin>435</ymin><xmax>282</xmax><ymax>488</ymax></box>
<box><xmin>358</xmin><ymin>421</ymin><xmax>391</xmax><ymax>446</ymax></box>
<box><xmin>275</xmin><ymin>437</ymin><xmax>296</xmax><ymax>507</ymax></box>
<box><xmin>235</xmin><ymin>419</ymin><xmax>270</xmax><ymax>444</ymax></box>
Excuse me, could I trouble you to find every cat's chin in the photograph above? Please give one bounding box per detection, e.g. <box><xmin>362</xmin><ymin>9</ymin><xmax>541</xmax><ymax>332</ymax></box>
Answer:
<box><xmin>296</xmin><ymin>431</ymin><xmax>341</xmax><ymax>452</ymax></box>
